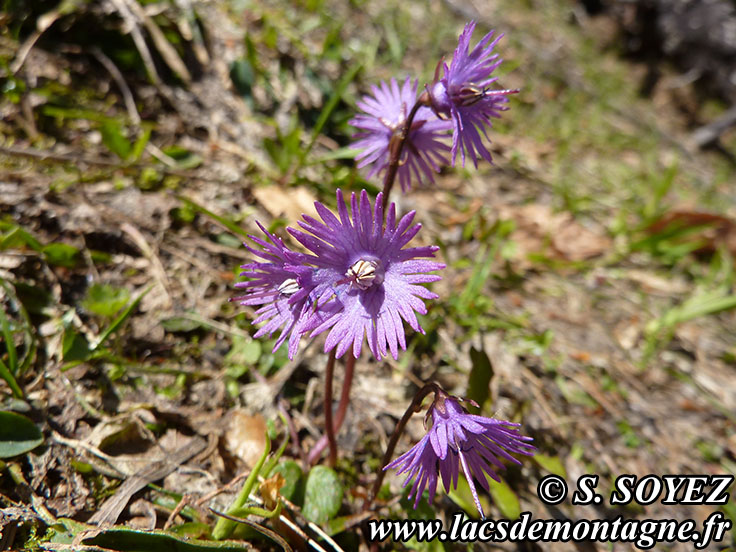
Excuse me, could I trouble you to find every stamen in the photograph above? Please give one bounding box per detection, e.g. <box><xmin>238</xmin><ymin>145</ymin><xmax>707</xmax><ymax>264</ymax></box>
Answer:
<box><xmin>456</xmin><ymin>84</ymin><xmax>487</xmax><ymax>107</ymax></box>
<box><xmin>457</xmin><ymin>446</ymin><xmax>486</xmax><ymax>520</ymax></box>
<box><xmin>277</xmin><ymin>278</ymin><xmax>300</xmax><ymax>296</ymax></box>
<box><xmin>345</xmin><ymin>259</ymin><xmax>383</xmax><ymax>291</ymax></box>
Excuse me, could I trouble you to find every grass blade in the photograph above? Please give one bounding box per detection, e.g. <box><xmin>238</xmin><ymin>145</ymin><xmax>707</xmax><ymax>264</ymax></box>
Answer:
<box><xmin>0</xmin><ymin>306</ymin><xmax>17</xmax><ymax>374</ymax></box>
<box><xmin>92</xmin><ymin>285</ymin><xmax>153</xmax><ymax>350</ymax></box>
<box><xmin>0</xmin><ymin>357</ymin><xmax>23</xmax><ymax>398</ymax></box>
<box><xmin>176</xmin><ymin>195</ymin><xmax>250</xmax><ymax>240</ymax></box>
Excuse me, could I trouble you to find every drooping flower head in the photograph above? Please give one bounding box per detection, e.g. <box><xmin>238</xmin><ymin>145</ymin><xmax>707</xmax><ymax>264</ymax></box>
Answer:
<box><xmin>289</xmin><ymin>189</ymin><xmax>445</xmax><ymax>360</ymax></box>
<box><xmin>350</xmin><ymin>77</ymin><xmax>451</xmax><ymax>192</ymax></box>
<box><xmin>231</xmin><ymin>222</ymin><xmax>316</xmax><ymax>360</ymax></box>
<box><xmin>385</xmin><ymin>391</ymin><xmax>535</xmax><ymax>518</ymax></box>
<box><xmin>426</xmin><ymin>21</ymin><xmax>518</xmax><ymax>168</ymax></box>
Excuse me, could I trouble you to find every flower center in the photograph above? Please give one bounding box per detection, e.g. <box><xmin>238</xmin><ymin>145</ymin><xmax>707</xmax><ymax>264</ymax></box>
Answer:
<box><xmin>277</xmin><ymin>278</ymin><xmax>300</xmax><ymax>296</ymax></box>
<box><xmin>345</xmin><ymin>259</ymin><xmax>383</xmax><ymax>291</ymax></box>
<box><xmin>451</xmin><ymin>83</ymin><xmax>487</xmax><ymax>107</ymax></box>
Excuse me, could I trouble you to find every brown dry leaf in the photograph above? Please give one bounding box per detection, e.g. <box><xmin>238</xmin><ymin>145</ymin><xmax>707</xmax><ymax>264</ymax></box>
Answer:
<box><xmin>224</xmin><ymin>410</ymin><xmax>267</xmax><ymax>468</ymax></box>
<box><xmin>260</xmin><ymin>472</ymin><xmax>285</xmax><ymax>510</ymax></box>
<box><xmin>552</xmin><ymin>218</ymin><xmax>612</xmax><ymax>261</ymax></box>
<box><xmin>252</xmin><ymin>185</ymin><xmax>318</xmax><ymax>224</ymax></box>
<box><xmin>613</xmin><ymin>316</ymin><xmax>642</xmax><ymax>350</ymax></box>
<box><xmin>648</xmin><ymin>210</ymin><xmax>736</xmax><ymax>257</ymax></box>
<box><xmin>621</xmin><ymin>269</ymin><xmax>691</xmax><ymax>295</ymax></box>
<box><xmin>498</xmin><ymin>203</ymin><xmax>611</xmax><ymax>266</ymax></box>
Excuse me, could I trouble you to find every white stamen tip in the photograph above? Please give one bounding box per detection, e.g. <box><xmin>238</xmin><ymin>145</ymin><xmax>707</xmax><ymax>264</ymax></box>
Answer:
<box><xmin>346</xmin><ymin>259</ymin><xmax>383</xmax><ymax>290</ymax></box>
<box><xmin>277</xmin><ymin>278</ymin><xmax>300</xmax><ymax>296</ymax></box>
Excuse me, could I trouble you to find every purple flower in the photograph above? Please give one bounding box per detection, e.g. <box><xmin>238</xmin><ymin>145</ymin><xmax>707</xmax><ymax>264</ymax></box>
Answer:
<box><xmin>289</xmin><ymin>189</ymin><xmax>444</xmax><ymax>360</ymax></box>
<box><xmin>427</xmin><ymin>21</ymin><xmax>517</xmax><ymax>168</ymax></box>
<box><xmin>232</xmin><ymin>222</ymin><xmax>316</xmax><ymax>360</ymax></box>
<box><xmin>385</xmin><ymin>393</ymin><xmax>535</xmax><ymax>518</ymax></box>
<box><xmin>350</xmin><ymin>77</ymin><xmax>451</xmax><ymax>192</ymax></box>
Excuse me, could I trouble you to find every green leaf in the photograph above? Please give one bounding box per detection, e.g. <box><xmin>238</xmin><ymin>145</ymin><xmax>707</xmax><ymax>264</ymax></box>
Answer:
<box><xmin>161</xmin><ymin>316</ymin><xmax>205</xmax><ymax>332</ymax></box>
<box><xmin>0</xmin><ymin>411</ymin><xmax>43</xmax><ymax>457</ymax></box>
<box><xmin>62</xmin><ymin>330</ymin><xmax>92</xmax><ymax>363</ymax></box>
<box><xmin>269</xmin><ymin>460</ymin><xmax>304</xmax><ymax>503</ymax></box>
<box><xmin>0</xmin><ymin>280</ymin><xmax>37</xmax><ymax>375</ymax></box>
<box><xmin>533</xmin><ymin>453</ymin><xmax>567</xmax><ymax>478</ymax></box>
<box><xmin>487</xmin><ymin>478</ymin><xmax>522</xmax><ymax>520</ymax></box>
<box><xmin>161</xmin><ymin>145</ymin><xmax>203</xmax><ymax>169</ymax></box>
<box><xmin>51</xmin><ymin>521</ymin><xmax>253</xmax><ymax>551</ymax></box>
<box><xmin>646</xmin><ymin>288</ymin><xmax>736</xmax><ymax>337</ymax></box>
<box><xmin>467</xmin><ymin>347</ymin><xmax>493</xmax><ymax>410</ymax></box>
<box><xmin>42</xmin><ymin>243</ymin><xmax>80</xmax><ymax>267</ymax></box>
<box><xmin>101</xmin><ymin>120</ymin><xmax>132</xmax><ymax>160</ymax></box>
<box><xmin>167</xmin><ymin>522</ymin><xmax>212</xmax><ymax>539</ymax></box>
<box><xmin>302</xmin><ymin>465</ymin><xmax>343</xmax><ymax>525</ymax></box>
<box><xmin>226</xmin><ymin>337</ymin><xmax>261</xmax><ymax>367</ymax></box>
<box><xmin>554</xmin><ymin>376</ymin><xmax>598</xmax><ymax>408</ymax></box>
<box><xmin>82</xmin><ymin>284</ymin><xmax>131</xmax><ymax>318</ymax></box>
<box><xmin>447</xmin><ymin>477</ymin><xmax>489</xmax><ymax>519</ymax></box>
<box><xmin>230</xmin><ymin>58</ymin><xmax>256</xmax><ymax>98</ymax></box>
<box><xmin>0</xmin><ymin>304</ymin><xmax>18</xmax><ymax>373</ymax></box>
<box><xmin>0</xmin><ymin>223</ymin><xmax>42</xmax><ymax>252</ymax></box>
<box><xmin>130</xmin><ymin>126</ymin><xmax>152</xmax><ymax>162</ymax></box>
<box><xmin>212</xmin><ymin>429</ymin><xmax>272</xmax><ymax>540</ymax></box>
<box><xmin>0</xmin><ymin>358</ymin><xmax>23</xmax><ymax>398</ymax></box>
<box><xmin>92</xmin><ymin>285</ymin><xmax>152</xmax><ymax>350</ymax></box>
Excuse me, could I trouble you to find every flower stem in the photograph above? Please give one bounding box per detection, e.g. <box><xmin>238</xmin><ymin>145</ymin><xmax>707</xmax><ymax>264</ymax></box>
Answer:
<box><xmin>323</xmin><ymin>349</ymin><xmax>338</xmax><ymax>466</ymax></box>
<box><xmin>381</xmin><ymin>99</ymin><xmax>425</xmax><ymax>210</ymax></box>
<box><xmin>364</xmin><ymin>381</ymin><xmax>443</xmax><ymax>511</ymax></box>
<box><xmin>308</xmin><ymin>353</ymin><xmax>356</xmax><ymax>465</ymax></box>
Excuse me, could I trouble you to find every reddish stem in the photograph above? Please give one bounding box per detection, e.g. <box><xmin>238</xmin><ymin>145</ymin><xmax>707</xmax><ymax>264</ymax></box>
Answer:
<box><xmin>321</xmin><ymin>350</ymin><xmax>338</xmax><ymax>467</ymax></box>
<box><xmin>364</xmin><ymin>381</ymin><xmax>443</xmax><ymax>512</ymax></box>
<box><xmin>307</xmin><ymin>354</ymin><xmax>356</xmax><ymax>465</ymax></box>
<box><xmin>381</xmin><ymin>98</ymin><xmax>426</xmax><ymax>210</ymax></box>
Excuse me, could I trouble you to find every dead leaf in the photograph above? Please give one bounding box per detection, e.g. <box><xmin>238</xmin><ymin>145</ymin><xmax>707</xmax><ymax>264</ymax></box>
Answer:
<box><xmin>252</xmin><ymin>185</ymin><xmax>318</xmax><ymax>224</ymax></box>
<box><xmin>498</xmin><ymin>203</ymin><xmax>611</xmax><ymax>266</ymax></box>
<box><xmin>648</xmin><ymin>211</ymin><xmax>736</xmax><ymax>257</ymax></box>
<box><xmin>260</xmin><ymin>473</ymin><xmax>285</xmax><ymax>510</ymax></box>
<box><xmin>224</xmin><ymin>410</ymin><xmax>267</xmax><ymax>468</ymax></box>
<box><xmin>614</xmin><ymin>317</ymin><xmax>642</xmax><ymax>350</ymax></box>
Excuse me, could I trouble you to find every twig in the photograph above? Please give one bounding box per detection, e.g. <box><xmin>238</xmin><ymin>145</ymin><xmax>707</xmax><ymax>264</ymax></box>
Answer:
<box><xmin>120</xmin><ymin>0</ymin><xmax>192</xmax><ymax>83</ymax></box>
<box><xmin>247</xmin><ymin>494</ymin><xmax>345</xmax><ymax>552</ymax></box>
<box><xmin>693</xmin><ymin>105</ymin><xmax>736</xmax><ymax>148</ymax></box>
<box><xmin>10</xmin><ymin>6</ymin><xmax>63</xmax><ymax>74</ymax></box>
<box><xmin>145</xmin><ymin>142</ymin><xmax>179</xmax><ymax>167</ymax></box>
<box><xmin>106</xmin><ymin>0</ymin><xmax>162</xmax><ymax>84</ymax></box>
<box><xmin>163</xmin><ymin>494</ymin><xmax>194</xmax><ymax>530</ymax></box>
<box><xmin>87</xmin><ymin>435</ymin><xmax>206</xmax><ymax>526</ymax></box>
<box><xmin>90</xmin><ymin>46</ymin><xmax>141</xmax><ymax>126</ymax></box>
<box><xmin>51</xmin><ymin>433</ymin><xmax>124</xmax><ymax>478</ymax></box>
<box><xmin>209</xmin><ymin>509</ymin><xmax>293</xmax><ymax>552</ymax></box>
<box><xmin>120</xmin><ymin>222</ymin><xmax>172</xmax><ymax>308</ymax></box>
<box><xmin>194</xmin><ymin>472</ymin><xmax>249</xmax><ymax>507</ymax></box>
